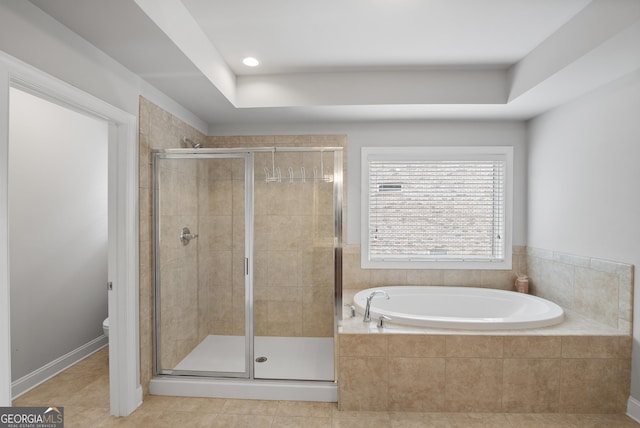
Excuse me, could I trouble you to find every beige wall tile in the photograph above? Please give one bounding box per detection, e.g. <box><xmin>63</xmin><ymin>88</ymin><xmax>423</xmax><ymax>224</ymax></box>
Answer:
<box><xmin>550</xmin><ymin>262</ymin><xmax>575</xmax><ymax>308</ymax></box>
<box><xmin>561</xmin><ymin>336</ymin><xmax>620</xmax><ymax>359</ymax></box>
<box><xmin>387</xmin><ymin>335</ymin><xmax>445</xmax><ymax>358</ymax></box>
<box><xmin>619</xmin><ymin>358</ymin><xmax>632</xmax><ymax>410</ymax></box>
<box><xmin>619</xmin><ymin>336</ymin><xmax>633</xmax><ymax>360</ymax></box>
<box><xmin>481</xmin><ymin>270</ymin><xmax>516</xmax><ymax>290</ymax></box>
<box><xmin>590</xmin><ymin>258</ymin><xmax>631</xmax><ymax>275</ymax></box>
<box><xmin>369</xmin><ymin>269</ymin><xmax>407</xmax><ymax>286</ymax></box>
<box><xmin>443</xmin><ymin>270</ymin><xmax>483</xmax><ymax>287</ymax></box>
<box><xmin>574</xmin><ymin>267</ymin><xmax>619</xmax><ymax>328</ymax></box>
<box><xmin>446</xmin><ymin>336</ymin><xmax>503</xmax><ymax>358</ymax></box>
<box><xmin>198</xmin><ymin>179</ymin><xmax>233</xmax><ymax>216</ymax></box>
<box><xmin>267</xmin><ymin>251</ymin><xmax>300</xmax><ymax>287</ymax></box>
<box><xmin>526</xmin><ymin>248</ymin><xmax>633</xmax><ymax>332</ymax></box>
<box><xmin>503</xmin><ymin>336</ymin><xmax>561</xmax><ymax>358</ymax></box>
<box><xmin>445</xmin><ymin>358</ymin><xmax>503</xmax><ymax>412</ymax></box>
<box><xmin>559</xmin><ymin>359</ymin><xmax>621</xmax><ymax>413</ymax></box>
<box><xmin>339</xmin><ymin>335</ymin><xmax>387</xmax><ymax>357</ymax></box>
<box><xmin>619</xmin><ymin>269</ymin><xmax>633</xmax><ymax>327</ymax></box>
<box><xmin>502</xmin><ymin>359</ymin><xmax>561</xmax><ymax>413</ymax></box>
<box><xmin>338</xmin><ymin>357</ymin><xmax>388</xmax><ymax>411</ymax></box>
<box><xmin>302</xmin><ymin>248</ymin><xmax>335</xmax><ymax>287</ymax></box>
<box><xmin>388</xmin><ymin>357</ymin><xmax>446</xmax><ymax>411</ymax></box>
<box><xmin>302</xmin><ymin>287</ymin><xmax>334</xmax><ymax>337</ymax></box>
<box><xmin>554</xmin><ymin>251</ymin><xmax>590</xmax><ymax>268</ymax></box>
<box><xmin>405</xmin><ymin>269</ymin><xmax>445</xmax><ymax>286</ymax></box>
<box><xmin>342</xmin><ymin>250</ymin><xmax>371</xmax><ymax>290</ymax></box>
<box><xmin>267</xmin><ymin>300</ymin><xmax>303</xmax><ymax>336</ymax></box>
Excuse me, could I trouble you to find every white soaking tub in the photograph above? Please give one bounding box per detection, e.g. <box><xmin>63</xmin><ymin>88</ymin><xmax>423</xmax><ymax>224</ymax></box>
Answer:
<box><xmin>353</xmin><ymin>286</ymin><xmax>564</xmax><ymax>330</ymax></box>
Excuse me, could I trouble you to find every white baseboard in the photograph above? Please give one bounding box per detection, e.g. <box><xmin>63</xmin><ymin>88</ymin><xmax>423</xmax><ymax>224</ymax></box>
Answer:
<box><xmin>627</xmin><ymin>396</ymin><xmax>640</xmax><ymax>422</ymax></box>
<box><xmin>11</xmin><ymin>335</ymin><xmax>108</xmax><ymax>399</ymax></box>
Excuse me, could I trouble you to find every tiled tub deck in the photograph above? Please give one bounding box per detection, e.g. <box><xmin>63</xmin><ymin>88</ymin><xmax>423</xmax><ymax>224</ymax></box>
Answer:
<box><xmin>337</xmin><ymin>310</ymin><xmax>631</xmax><ymax>414</ymax></box>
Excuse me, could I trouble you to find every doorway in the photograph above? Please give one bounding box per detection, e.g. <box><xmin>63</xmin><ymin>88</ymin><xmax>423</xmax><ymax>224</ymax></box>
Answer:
<box><xmin>0</xmin><ymin>53</ymin><xmax>141</xmax><ymax>416</ymax></box>
<box><xmin>9</xmin><ymin>86</ymin><xmax>109</xmax><ymax>398</ymax></box>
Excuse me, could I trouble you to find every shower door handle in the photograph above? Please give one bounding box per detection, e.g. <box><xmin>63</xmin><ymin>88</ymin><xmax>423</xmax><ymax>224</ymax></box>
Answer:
<box><xmin>180</xmin><ymin>227</ymin><xmax>198</xmax><ymax>245</ymax></box>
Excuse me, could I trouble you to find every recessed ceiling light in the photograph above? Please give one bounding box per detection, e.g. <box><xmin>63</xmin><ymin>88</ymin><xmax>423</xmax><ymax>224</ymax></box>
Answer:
<box><xmin>242</xmin><ymin>57</ymin><xmax>260</xmax><ymax>67</ymax></box>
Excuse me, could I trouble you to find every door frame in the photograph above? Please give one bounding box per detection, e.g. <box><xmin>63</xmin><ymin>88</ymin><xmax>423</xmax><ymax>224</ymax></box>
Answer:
<box><xmin>0</xmin><ymin>52</ymin><xmax>142</xmax><ymax>416</ymax></box>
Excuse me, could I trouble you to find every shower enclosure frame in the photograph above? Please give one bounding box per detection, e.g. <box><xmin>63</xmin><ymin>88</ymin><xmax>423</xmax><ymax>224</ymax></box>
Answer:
<box><xmin>151</xmin><ymin>146</ymin><xmax>343</xmax><ymax>401</ymax></box>
<box><xmin>153</xmin><ymin>150</ymin><xmax>254</xmax><ymax>379</ymax></box>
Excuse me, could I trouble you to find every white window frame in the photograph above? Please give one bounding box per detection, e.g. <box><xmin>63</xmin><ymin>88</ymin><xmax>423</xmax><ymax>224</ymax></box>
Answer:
<box><xmin>361</xmin><ymin>146</ymin><xmax>513</xmax><ymax>270</ymax></box>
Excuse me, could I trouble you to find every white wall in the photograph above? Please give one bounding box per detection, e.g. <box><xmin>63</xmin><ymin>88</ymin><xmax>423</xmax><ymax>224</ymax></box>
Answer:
<box><xmin>0</xmin><ymin>0</ymin><xmax>204</xmax><ymax>407</ymax></box>
<box><xmin>211</xmin><ymin>121</ymin><xmax>528</xmax><ymax>247</ymax></box>
<box><xmin>9</xmin><ymin>87</ymin><xmax>108</xmax><ymax>380</ymax></box>
<box><xmin>0</xmin><ymin>1</ymin><xmax>206</xmax><ymax>134</ymax></box>
<box><xmin>527</xmin><ymin>70</ymin><xmax>640</xmax><ymax>399</ymax></box>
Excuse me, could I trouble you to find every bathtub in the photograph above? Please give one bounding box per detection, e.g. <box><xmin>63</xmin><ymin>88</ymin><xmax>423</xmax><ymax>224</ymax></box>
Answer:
<box><xmin>353</xmin><ymin>286</ymin><xmax>564</xmax><ymax>330</ymax></box>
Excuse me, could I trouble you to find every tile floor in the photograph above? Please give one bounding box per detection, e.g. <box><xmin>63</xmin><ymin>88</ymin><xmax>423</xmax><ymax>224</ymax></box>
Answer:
<box><xmin>11</xmin><ymin>347</ymin><xmax>640</xmax><ymax>427</ymax></box>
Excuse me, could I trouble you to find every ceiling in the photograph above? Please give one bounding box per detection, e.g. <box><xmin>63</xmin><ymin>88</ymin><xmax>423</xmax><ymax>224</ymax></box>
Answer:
<box><xmin>28</xmin><ymin>0</ymin><xmax>640</xmax><ymax>130</ymax></box>
<box><xmin>182</xmin><ymin>0</ymin><xmax>590</xmax><ymax>74</ymax></box>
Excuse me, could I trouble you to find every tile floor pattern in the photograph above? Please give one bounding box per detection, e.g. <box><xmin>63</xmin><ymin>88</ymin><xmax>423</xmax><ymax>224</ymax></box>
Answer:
<box><xmin>11</xmin><ymin>347</ymin><xmax>640</xmax><ymax>427</ymax></box>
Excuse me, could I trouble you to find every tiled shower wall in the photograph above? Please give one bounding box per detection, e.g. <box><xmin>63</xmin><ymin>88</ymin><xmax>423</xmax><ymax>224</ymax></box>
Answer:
<box><xmin>155</xmin><ymin>159</ymin><xmax>200</xmax><ymax>369</ymax></box>
<box><xmin>196</xmin><ymin>157</ymin><xmax>247</xmax><ymax>338</ymax></box>
<box><xmin>207</xmin><ymin>138</ymin><xmax>345</xmax><ymax>338</ymax></box>
<box><xmin>139</xmin><ymin>97</ymin><xmax>207</xmax><ymax>391</ymax></box>
<box><xmin>139</xmin><ymin>97</ymin><xmax>347</xmax><ymax>391</ymax></box>
<box><xmin>252</xmin><ymin>150</ymin><xmax>336</xmax><ymax>337</ymax></box>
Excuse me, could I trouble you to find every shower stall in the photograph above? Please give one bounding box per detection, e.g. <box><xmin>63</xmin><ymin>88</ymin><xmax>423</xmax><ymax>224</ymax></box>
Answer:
<box><xmin>150</xmin><ymin>147</ymin><xmax>342</xmax><ymax>401</ymax></box>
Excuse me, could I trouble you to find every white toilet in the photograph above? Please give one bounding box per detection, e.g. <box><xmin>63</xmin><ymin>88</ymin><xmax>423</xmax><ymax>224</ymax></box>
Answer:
<box><xmin>103</xmin><ymin>318</ymin><xmax>109</xmax><ymax>338</ymax></box>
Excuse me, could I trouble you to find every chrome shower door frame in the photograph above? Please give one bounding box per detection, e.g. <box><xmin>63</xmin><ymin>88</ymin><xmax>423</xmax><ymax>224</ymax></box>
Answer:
<box><xmin>152</xmin><ymin>146</ymin><xmax>343</xmax><ymax>384</ymax></box>
<box><xmin>152</xmin><ymin>150</ymin><xmax>253</xmax><ymax>379</ymax></box>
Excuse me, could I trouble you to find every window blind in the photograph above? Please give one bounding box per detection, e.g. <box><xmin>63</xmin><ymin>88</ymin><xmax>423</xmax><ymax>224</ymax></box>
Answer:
<box><xmin>368</xmin><ymin>159</ymin><xmax>505</xmax><ymax>261</ymax></box>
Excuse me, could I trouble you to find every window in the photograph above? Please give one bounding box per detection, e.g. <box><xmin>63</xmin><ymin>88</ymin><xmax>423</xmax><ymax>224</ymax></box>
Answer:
<box><xmin>361</xmin><ymin>146</ymin><xmax>513</xmax><ymax>269</ymax></box>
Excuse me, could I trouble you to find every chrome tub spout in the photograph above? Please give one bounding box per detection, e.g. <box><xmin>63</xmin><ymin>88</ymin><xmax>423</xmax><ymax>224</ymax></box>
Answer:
<box><xmin>363</xmin><ymin>289</ymin><xmax>390</xmax><ymax>322</ymax></box>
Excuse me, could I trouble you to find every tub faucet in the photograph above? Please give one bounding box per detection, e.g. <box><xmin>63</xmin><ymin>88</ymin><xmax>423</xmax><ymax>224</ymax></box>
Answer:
<box><xmin>363</xmin><ymin>290</ymin><xmax>390</xmax><ymax>322</ymax></box>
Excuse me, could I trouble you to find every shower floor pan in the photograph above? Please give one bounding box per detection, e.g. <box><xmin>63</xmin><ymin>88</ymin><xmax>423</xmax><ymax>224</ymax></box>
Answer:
<box><xmin>173</xmin><ymin>335</ymin><xmax>334</xmax><ymax>381</ymax></box>
<box><xmin>151</xmin><ymin>335</ymin><xmax>337</xmax><ymax>402</ymax></box>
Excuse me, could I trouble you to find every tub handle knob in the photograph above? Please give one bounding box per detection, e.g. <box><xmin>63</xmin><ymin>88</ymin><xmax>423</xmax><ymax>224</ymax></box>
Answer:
<box><xmin>377</xmin><ymin>315</ymin><xmax>391</xmax><ymax>329</ymax></box>
<box><xmin>344</xmin><ymin>304</ymin><xmax>356</xmax><ymax>318</ymax></box>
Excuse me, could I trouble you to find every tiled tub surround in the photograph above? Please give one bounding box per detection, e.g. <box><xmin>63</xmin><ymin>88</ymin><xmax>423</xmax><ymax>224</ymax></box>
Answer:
<box><xmin>336</xmin><ymin>332</ymin><xmax>631</xmax><ymax>413</ymax></box>
<box><xmin>527</xmin><ymin>247</ymin><xmax>633</xmax><ymax>333</ymax></box>
<box><xmin>338</xmin><ymin>247</ymin><xmax>634</xmax><ymax>414</ymax></box>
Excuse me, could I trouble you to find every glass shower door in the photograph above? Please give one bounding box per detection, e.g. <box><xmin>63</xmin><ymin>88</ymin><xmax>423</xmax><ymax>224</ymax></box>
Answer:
<box><xmin>154</xmin><ymin>152</ymin><xmax>251</xmax><ymax>378</ymax></box>
<box><xmin>252</xmin><ymin>149</ymin><xmax>338</xmax><ymax>381</ymax></box>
